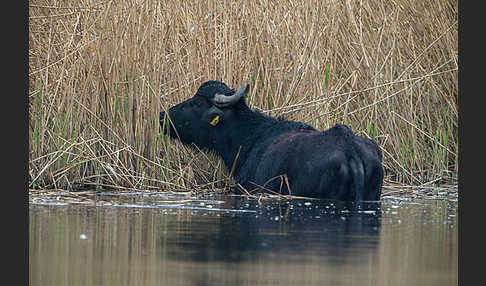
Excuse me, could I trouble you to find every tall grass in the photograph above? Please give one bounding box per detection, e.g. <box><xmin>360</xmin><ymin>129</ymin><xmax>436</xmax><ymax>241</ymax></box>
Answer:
<box><xmin>29</xmin><ymin>0</ymin><xmax>458</xmax><ymax>191</ymax></box>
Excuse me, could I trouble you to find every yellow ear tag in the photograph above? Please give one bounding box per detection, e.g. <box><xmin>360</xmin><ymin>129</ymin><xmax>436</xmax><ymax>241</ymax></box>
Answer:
<box><xmin>209</xmin><ymin>115</ymin><xmax>220</xmax><ymax>126</ymax></box>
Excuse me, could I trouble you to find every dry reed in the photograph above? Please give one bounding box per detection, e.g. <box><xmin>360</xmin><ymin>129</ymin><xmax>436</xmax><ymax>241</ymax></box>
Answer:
<box><xmin>29</xmin><ymin>0</ymin><xmax>458</xmax><ymax>192</ymax></box>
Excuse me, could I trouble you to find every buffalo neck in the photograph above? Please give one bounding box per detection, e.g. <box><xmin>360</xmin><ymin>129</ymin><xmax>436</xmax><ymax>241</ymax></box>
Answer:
<box><xmin>211</xmin><ymin>108</ymin><xmax>277</xmax><ymax>177</ymax></box>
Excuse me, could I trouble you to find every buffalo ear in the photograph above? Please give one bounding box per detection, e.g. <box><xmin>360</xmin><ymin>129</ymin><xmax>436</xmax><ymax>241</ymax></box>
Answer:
<box><xmin>202</xmin><ymin>106</ymin><xmax>224</xmax><ymax>126</ymax></box>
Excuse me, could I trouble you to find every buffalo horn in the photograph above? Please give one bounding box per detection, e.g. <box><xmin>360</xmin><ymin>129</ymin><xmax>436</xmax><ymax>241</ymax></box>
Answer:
<box><xmin>213</xmin><ymin>84</ymin><xmax>247</xmax><ymax>107</ymax></box>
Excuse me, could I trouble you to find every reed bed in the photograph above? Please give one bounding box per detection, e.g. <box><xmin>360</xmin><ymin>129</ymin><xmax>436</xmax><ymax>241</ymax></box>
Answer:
<box><xmin>29</xmin><ymin>0</ymin><xmax>458</xmax><ymax>192</ymax></box>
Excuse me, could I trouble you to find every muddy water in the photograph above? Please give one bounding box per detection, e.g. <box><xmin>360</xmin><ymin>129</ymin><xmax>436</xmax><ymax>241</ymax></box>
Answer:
<box><xmin>29</xmin><ymin>193</ymin><xmax>457</xmax><ymax>286</ymax></box>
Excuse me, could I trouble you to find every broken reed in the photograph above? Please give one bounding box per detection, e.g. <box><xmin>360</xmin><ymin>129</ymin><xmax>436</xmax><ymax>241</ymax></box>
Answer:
<box><xmin>29</xmin><ymin>0</ymin><xmax>458</xmax><ymax>191</ymax></box>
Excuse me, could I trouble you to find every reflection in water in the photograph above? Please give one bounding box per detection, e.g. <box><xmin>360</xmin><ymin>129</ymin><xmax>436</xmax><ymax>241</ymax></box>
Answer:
<box><xmin>166</xmin><ymin>198</ymin><xmax>382</xmax><ymax>266</ymax></box>
<box><xmin>29</xmin><ymin>195</ymin><xmax>457</xmax><ymax>286</ymax></box>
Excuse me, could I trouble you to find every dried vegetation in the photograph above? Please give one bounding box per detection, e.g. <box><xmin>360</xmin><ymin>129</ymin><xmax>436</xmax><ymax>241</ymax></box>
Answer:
<box><xmin>29</xmin><ymin>0</ymin><xmax>458</xmax><ymax>192</ymax></box>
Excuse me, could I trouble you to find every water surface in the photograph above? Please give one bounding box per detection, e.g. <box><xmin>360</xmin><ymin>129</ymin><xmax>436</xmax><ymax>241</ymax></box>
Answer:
<box><xmin>29</xmin><ymin>192</ymin><xmax>457</xmax><ymax>286</ymax></box>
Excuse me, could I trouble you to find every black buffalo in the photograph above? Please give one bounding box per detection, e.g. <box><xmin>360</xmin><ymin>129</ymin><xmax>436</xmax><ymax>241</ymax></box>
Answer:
<box><xmin>159</xmin><ymin>81</ymin><xmax>384</xmax><ymax>201</ymax></box>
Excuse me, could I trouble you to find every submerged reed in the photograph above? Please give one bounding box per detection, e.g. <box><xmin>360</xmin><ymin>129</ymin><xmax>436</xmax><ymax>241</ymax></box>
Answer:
<box><xmin>29</xmin><ymin>0</ymin><xmax>458</xmax><ymax>192</ymax></box>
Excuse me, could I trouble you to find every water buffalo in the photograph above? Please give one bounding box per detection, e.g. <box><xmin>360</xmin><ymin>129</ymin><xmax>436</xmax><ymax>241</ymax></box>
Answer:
<box><xmin>159</xmin><ymin>81</ymin><xmax>384</xmax><ymax>201</ymax></box>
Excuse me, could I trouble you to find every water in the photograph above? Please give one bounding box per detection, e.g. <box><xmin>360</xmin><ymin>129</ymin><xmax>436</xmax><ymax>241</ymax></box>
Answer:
<box><xmin>29</xmin><ymin>192</ymin><xmax>457</xmax><ymax>286</ymax></box>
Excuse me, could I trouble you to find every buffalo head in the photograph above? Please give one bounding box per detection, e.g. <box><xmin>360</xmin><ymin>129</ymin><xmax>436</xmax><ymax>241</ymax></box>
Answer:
<box><xmin>160</xmin><ymin>81</ymin><xmax>250</xmax><ymax>148</ymax></box>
